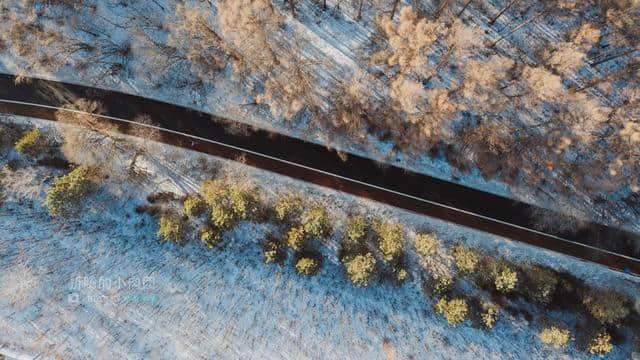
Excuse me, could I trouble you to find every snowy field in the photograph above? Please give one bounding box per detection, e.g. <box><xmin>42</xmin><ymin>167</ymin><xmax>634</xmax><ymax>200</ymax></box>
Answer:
<box><xmin>0</xmin><ymin>116</ymin><xmax>638</xmax><ymax>359</ymax></box>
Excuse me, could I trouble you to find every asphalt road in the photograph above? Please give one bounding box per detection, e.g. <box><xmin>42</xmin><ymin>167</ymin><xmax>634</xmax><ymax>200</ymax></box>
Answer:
<box><xmin>0</xmin><ymin>73</ymin><xmax>638</xmax><ymax>275</ymax></box>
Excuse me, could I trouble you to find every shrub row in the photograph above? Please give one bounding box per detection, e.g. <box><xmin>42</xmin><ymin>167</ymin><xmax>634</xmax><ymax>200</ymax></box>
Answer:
<box><xmin>146</xmin><ymin>178</ymin><xmax>631</xmax><ymax>357</ymax></box>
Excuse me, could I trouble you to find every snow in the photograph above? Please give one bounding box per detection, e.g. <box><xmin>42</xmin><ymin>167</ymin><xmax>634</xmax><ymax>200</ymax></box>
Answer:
<box><xmin>0</xmin><ymin>115</ymin><xmax>638</xmax><ymax>359</ymax></box>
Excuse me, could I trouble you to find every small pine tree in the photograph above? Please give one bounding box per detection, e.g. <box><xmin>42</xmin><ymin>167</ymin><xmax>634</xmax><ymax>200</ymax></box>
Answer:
<box><xmin>344</xmin><ymin>252</ymin><xmax>376</xmax><ymax>287</ymax></box>
<box><xmin>263</xmin><ymin>237</ymin><xmax>285</xmax><ymax>264</ymax></box>
<box><xmin>432</xmin><ymin>275</ymin><xmax>453</xmax><ymax>294</ymax></box>
<box><xmin>452</xmin><ymin>245</ymin><xmax>479</xmax><ymax>274</ymax></box>
<box><xmin>301</xmin><ymin>205</ymin><xmax>330</xmax><ymax>238</ymax></box>
<box><xmin>582</xmin><ymin>289</ymin><xmax>630</xmax><ymax>325</ymax></box>
<box><xmin>44</xmin><ymin>165</ymin><xmax>96</xmax><ymax>216</ymax></box>
<box><xmin>525</xmin><ymin>266</ymin><xmax>558</xmax><ymax>305</ymax></box>
<box><xmin>183</xmin><ymin>195</ymin><xmax>207</xmax><ymax>217</ymax></box>
<box><xmin>15</xmin><ymin>128</ymin><xmax>44</xmax><ymax>157</ymax></box>
<box><xmin>274</xmin><ymin>194</ymin><xmax>302</xmax><ymax>222</ymax></box>
<box><xmin>434</xmin><ymin>297</ymin><xmax>468</xmax><ymax>326</ymax></box>
<box><xmin>200</xmin><ymin>179</ymin><xmax>227</xmax><ymax>206</ymax></box>
<box><xmin>539</xmin><ymin>326</ymin><xmax>571</xmax><ymax>349</ymax></box>
<box><xmin>229</xmin><ymin>183</ymin><xmax>261</xmax><ymax>220</ymax></box>
<box><xmin>490</xmin><ymin>261</ymin><xmax>518</xmax><ymax>293</ymax></box>
<box><xmin>588</xmin><ymin>331</ymin><xmax>613</xmax><ymax>357</ymax></box>
<box><xmin>157</xmin><ymin>212</ymin><xmax>186</xmax><ymax>245</ymax></box>
<box><xmin>200</xmin><ymin>226</ymin><xmax>221</xmax><ymax>249</ymax></box>
<box><xmin>286</xmin><ymin>226</ymin><xmax>307</xmax><ymax>251</ymax></box>
<box><xmin>414</xmin><ymin>232</ymin><xmax>438</xmax><ymax>257</ymax></box>
<box><xmin>480</xmin><ymin>302</ymin><xmax>500</xmax><ymax>329</ymax></box>
<box><xmin>345</xmin><ymin>215</ymin><xmax>368</xmax><ymax>244</ymax></box>
<box><xmin>374</xmin><ymin>220</ymin><xmax>405</xmax><ymax>262</ymax></box>
<box><xmin>394</xmin><ymin>267</ymin><xmax>409</xmax><ymax>285</ymax></box>
<box><xmin>295</xmin><ymin>257</ymin><xmax>320</xmax><ymax>276</ymax></box>
<box><xmin>211</xmin><ymin>204</ymin><xmax>234</xmax><ymax>229</ymax></box>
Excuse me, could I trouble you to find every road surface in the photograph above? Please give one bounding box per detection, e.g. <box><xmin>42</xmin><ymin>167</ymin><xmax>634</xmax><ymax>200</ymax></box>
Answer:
<box><xmin>0</xmin><ymin>73</ymin><xmax>638</xmax><ymax>275</ymax></box>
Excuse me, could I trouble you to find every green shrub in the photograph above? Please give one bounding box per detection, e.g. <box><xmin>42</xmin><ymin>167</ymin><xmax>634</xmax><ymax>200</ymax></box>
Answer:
<box><xmin>582</xmin><ymin>289</ymin><xmax>630</xmax><ymax>325</ymax></box>
<box><xmin>346</xmin><ymin>215</ymin><xmax>368</xmax><ymax>244</ymax></box>
<box><xmin>344</xmin><ymin>252</ymin><xmax>376</xmax><ymax>287</ymax></box>
<box><xmin>432</xmin><ymin>275</ymin><xmax>453</xmax><ymax>294</ymax></box>
<box><xmin>200</xmin><ymin>226</ymin><xmax>221</xmax><ymax>249</ymax></box>
<box><xmin>374</xmin><ymin>220</ymin><xmax>405</xmax><ymax>262</ymax></box>
<box><xmin>183</xmin><ymin>195</ymin><xmax>207</xmax><ymax>217</ymax></box>
<box><xmin>157</xmin><ymin>212</ymin><xmax>186</xmax><ymax>245</ymax></box>
<box><xmin>452</xmin><ymin>245</ymin><xmax>479</xmax><ymax>274</ymax></box>
<box><xmin>295</xmin><ymin>257</ymin><xmax>320</xmax><ymax>276</ymax></box>
<box><xmin>211</xmin><ymin>204</ymin><xmax>234</xmax><ymax>229</ymax></box>
<box><xmin>44</xmin><ymin>165</ymin><xmax>96</xmax><ymax>216</ymax></box>
<box><xmin>263</xmin><ymin>237</ymin><xmax>285</xmax><ymax>264</ymax></box>
<box><xmin>588</xmin><ymin>331</ymin><xmax>613</xmax><ymax>357</ymax></box>
<box><xmin>539</xmin><ymin>326</ymin><xmax>571</xmax><ymax>349</ymax></box>
<box><xmin>274</xmin><ymin>194</ymin><xmax>302</xmax><ymax>221</ymax></box>
<box><xmin>229</xmin><ymin>183</ymin><xmax>261</xmax><ymax>220</ymax></box>
<box><xmin>15</xmin><ymin>128</ymin><xmax>44</xmax><ymax>156</ymax></box>
<box><xmin>301</xmin><ymin>205</ymin><xmax>330</xmax><ymax>238</ymax></box>
<box><xmin>414</xmin><ymin>232</ymin><xmax>438</xmax><ymax>257</ymax></box>
<box><xmin>200</xmin><ymin>179</ymin><xmax>227</xmax><ymax>206</ymax></box>
<box><xmin>525</xmin><ymin>266</ymin><xmax>558</xmax><ymax>305</ymax></box>
<box><xmin>394</xmin><ymin>267</ymin><xmax>409</xmax><ymax>285</ymax></box>
<box><xmin>434</xmin><ymin>297</ymin><xmax>468</xmax><ymax>326</ymax></box>
<box><xmin>480</xmin><ymin>302</ymin><xmax>500</xmax><ymax>329</ymax></box>
<box><xmin>286</xmin><ymin>226</ymin><xmax>307</xmax><ymax>251</ymax></box>
<box><xmin>490</xmin><ymin>261</ymin><xmax>518</xmax><ymax>293</ymax></box>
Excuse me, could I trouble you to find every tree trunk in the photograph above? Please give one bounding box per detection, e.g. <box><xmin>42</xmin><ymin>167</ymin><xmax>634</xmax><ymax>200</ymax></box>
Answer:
<box><xmin>489</xmin><ymin>8</ymin><xmax>548</xmax><ymax>47</ymax></box>
<box><xmin>391</xmin><ymin>0</ymin><xmax>400</xmax><ymax>19</ymax></box>
<box><xmin>574</xmin><ymin>62</ymin><xmax>640</xmax><ymax>92</ymax></box>
<box><xmin>590</xmin><ymin>48</ymin><xmax>638</xmax><ymax>66</ymax></box>
<box><xmin>434</xmin><ymin>0</ymin><xmax>453</xmax><ymax>19</ymax></box>
<box><xmin>357</xmin><ymin>0</ymin><xmax>364</xmax><ymax>20</ymax></box>
<box><xmin>488</xmin><ymin>0</ymin><xmax>520</xmax><ymax>25</ymax></box>
<box><xmin>457</xmin><ymin>0</ymin><xmax>473</xmax><ymax>17</ymax></box>
<box><xmin>289</xmin><ymin>0</ymin><xmax>296</xmax><ymax>15</ymax></box>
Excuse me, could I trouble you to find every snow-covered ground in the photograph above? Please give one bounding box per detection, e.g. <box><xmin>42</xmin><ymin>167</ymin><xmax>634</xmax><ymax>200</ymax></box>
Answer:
<box><xmin>1</xmin><ymin>0</ymin><xmax>637</xmax><ymax>232</ymax></box>
<box><xmin>1</xmin><ymin>116</ymin><xmax>638</xmax><ymax>359</ymax></box>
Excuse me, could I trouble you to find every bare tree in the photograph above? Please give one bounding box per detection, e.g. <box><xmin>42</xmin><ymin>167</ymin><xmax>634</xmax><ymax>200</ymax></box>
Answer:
<box><xmin>521</xmin><ymin>66</ymin><xmax>565</xmax><ymax>107</ymax></box>
<box><xmin>461</xmin><ymin>55</ymin><xmax>515</xmax><ymax>113</ymax></box>
<box><xmin>407</xmin><ymin>87</ymin><xmax>457</xmax><ymax>140</ymax></box>
<box><xmin>0</xmin><ymin>10</ymin><xmax>93</xmax><ymax>77</ymax></box>
<box><xmin>543</xmin><ymin>23</ymin><xmax>600</xmax><ymax>75</ymax></box>
<box><xmin>390</xmin><ymin>75</ymin><xmax>425</xmax><ymax>113</ymax></box>
<box><xmin>166</xmin><ymin>3</ymin><xmax>238</xmax><ymax>82</ymax></box>
<box><xmin>373</xmin><ymin>6</ymin><xmax>443</xmax><ymax>76</ymax></box>
<box><xmin>217</xmin><ymin>0</ymin><xmax>283</xmax><ymax>72</ymax></box>
<box><xmin>55</xmin><ymin>99</ymin><xmax>136</xmax><ymax>173</ymax></box>
<box><xmin>255</xmin><ymin>40</ymin><xmax>324</xmax><ymax>120</ymax></box>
